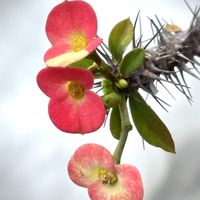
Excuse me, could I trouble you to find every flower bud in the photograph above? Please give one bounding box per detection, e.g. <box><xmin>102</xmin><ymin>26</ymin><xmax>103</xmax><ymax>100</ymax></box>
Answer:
<box><xmin>103</xmin><ymin>88</ymin><xmax>114</xmax><ymax>95</ymax></box>
<box><xmin>118</xmin><ymin>79</ymin><xmax>128</xmax><ymax>88</ymax></box>
<box><xmin>101</xmin><ymin>79</ymin><xmax>113</xmax><ymax>88</ymax></box>
<box><xmin>103</xmin><ymin>92</ymin><xmax>121</xmax><ymax>108</ymax></box>
<box><xmin>101</xmin><ymin>79</ymin><xmax>114</xmax><ymax>95</ymax></box>
<box><xmin>115</xmin><ymin>79</ymin><xmax>128</xmax><ymax>89</ymax></box>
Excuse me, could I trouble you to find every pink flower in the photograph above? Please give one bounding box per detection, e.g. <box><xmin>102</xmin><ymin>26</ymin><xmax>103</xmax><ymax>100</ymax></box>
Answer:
<box><xmin>68</xmin><ymin>144</ymin><xmax>143</xmax><ymax>200</ymax></box>
<box><xmin>37</xmin><ymin>67</ymin><xmax>105</xmax><ymax>133</ymax></box>
<box><xmin>44</xmin><ymin>0</ymin><xmax>102</xmax><ymax>67</ymax></box>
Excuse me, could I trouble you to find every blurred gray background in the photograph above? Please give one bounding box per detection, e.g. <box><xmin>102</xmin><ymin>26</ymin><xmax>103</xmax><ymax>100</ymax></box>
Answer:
<box><xmin>0</xmin><ymin>0</ymin><xmax>200</xmax><ymax>199</ymax></box>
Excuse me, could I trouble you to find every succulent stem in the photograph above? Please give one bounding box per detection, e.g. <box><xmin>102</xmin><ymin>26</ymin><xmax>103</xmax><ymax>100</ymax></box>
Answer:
<box><xmin>112</xmin><ymin>95</ymin><xmax>132</xmax><ymax>164</ymax></box>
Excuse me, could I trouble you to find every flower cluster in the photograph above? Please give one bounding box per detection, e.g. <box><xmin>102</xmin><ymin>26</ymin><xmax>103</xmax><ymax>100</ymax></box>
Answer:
<box><xmin>34</xmin><ymin>0</ymin><xmax>159</xmax><ymax>199</ymax></box>
<box><xmin>37</xmin><ymin>0</ymin><xmax>105</xmax><ymax>134</ymax></box>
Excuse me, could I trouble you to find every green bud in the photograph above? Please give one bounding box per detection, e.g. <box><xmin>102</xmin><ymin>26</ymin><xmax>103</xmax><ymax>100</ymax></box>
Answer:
<box><xmin>101</xmin><ymin>79</ymin><xmax>113</xmax><ymax>88</ymax></box>
<box><xmin>115</xmin><ymin>79</ymin><xmax>128</xmax><ymax>89</ymax></box>
<box><xmin>103</xmin><ymin>92</ymin><xmax>121</xmax><ymax>108</ymax></box>
<box><xmin>102</xmin><ymin>88</ymin><xmax>114</xmax><ymax>95</ymax></box>
<box><xmin>118</xmin><ymin>79</ymin><xmax>128</xmax><ymax>88</ymax></box>
<box><xmin>115</xmin><ymin>82</ymin><xmax>123</xmax><ymax>89</ymax></box>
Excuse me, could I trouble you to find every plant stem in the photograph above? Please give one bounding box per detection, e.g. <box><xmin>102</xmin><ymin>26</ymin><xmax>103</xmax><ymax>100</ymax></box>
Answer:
<box><xmin>112</xmin><ymin>95</ymin><xmax>132</xmax><ymax>164</ymax></box>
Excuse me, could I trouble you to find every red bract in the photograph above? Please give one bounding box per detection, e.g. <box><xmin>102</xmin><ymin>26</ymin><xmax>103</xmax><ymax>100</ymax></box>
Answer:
<box><xmin>68</xmin><ymin>144</ymin><xmax>143</xmax><ymax>200</ymax></box>
<box><xmin>44</xmin><ymin>0</ymin><xmax>102</xmax><ymax>67</ymax></box>
<box><xmin>37</xmin><ymin>67</ymin><xmax>105</xmax><ymax>133</ymax></box>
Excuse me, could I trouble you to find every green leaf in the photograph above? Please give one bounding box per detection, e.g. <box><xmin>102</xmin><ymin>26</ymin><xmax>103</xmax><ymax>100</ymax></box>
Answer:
<box><xmin>120</xmin><ymin>48</ymin><xmax>145</xmax><ymax>77</ymax></box>
<box><xmin>108</xmin><ymin>18</ymin><xmax>133</xmax><ymax>62</ymax></box>
<box><xmin>71</xmin><ymin>58</ymin><xmax>95</xmax><ymax>69</ymax></box>
<box><xmin>129</xmin><ymin>90</ymin><xmax>175</xmax><ymax>153</ymax></box>
<box><xmin>110</xmin><ymin>107</ymin><xmax>121</xmax><ymax>140</ymax></box>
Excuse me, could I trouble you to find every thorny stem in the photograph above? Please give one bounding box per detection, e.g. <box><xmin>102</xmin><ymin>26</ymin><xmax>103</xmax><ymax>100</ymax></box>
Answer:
<box><xmin>112</xmin><ymin>95</ymin><xmax>132</xmax><ymax>164</ymax></box>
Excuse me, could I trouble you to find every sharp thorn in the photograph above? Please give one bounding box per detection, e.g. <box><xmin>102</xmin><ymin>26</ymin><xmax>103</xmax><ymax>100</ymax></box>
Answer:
<box><xmin>158</xmin><ymin>80</ymin><xmax>176</xmax><ymax>100</ymax></box>
<box><xmin>153</xmin><ymin>96</ymin><xmax>169</xmax><ymax>112</ymax></box>
<box><xmin>192</xmin><ymin>58</ymin><xmax>200</xmax><ymax>68</ymax></box>
<box><xmin>181</xmin><ymin>64</ymin><xmax>200</xmax><ymax>80</ymax></box>
<box><xmin>184</xmin><ymin>0</ymin><xmax>194</xmax><ymax>14</ymax></box>
<box><xmin>179</xmin><ymin>69</ymin><xmax>192</xmax><ymax>98</ymax></box>
<box><xmin>144</xmin><ymin>24</ymin><xmax>164</xmax><ymax>49</ymax></box>
<box><xmin>142</xmin><ymin>69</ymin><xmax>190</xmax><ymax>87</ymax></box>
<box><xmin>140</xmin><ymin>85</ymin><xmax>169</xmax><ymax>112</ymax></box>
<box><xmin>133</xmin><ymin>10</ymin><xmax>141</xmax><ymax>49</ymax></box>
<box><xmin>170</xmin><ymin>73</ymin><xmax>192</xmax><ymax>102</ymax></box>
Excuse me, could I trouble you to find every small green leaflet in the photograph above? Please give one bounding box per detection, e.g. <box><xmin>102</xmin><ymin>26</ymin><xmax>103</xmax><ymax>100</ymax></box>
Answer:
<box><xmin>110</xmin><ymin>107</ymin><xmax>121</xmax><ymax>140</ymax></box>
<box><xmin>129</xmin><ymin>90</ymin><xmax>175</xmax><ymax>153</ymax></box>
<box><xmin>108</xmin><ymin>18</ymin><xmax>133</xmax><ymax>62</ymax></box>
<box><xmin>120</xmin><ymin>48</ymin><xmax>145</xmax><ymax>77</ymax></box>
<box><xmin>71</xmin><ymin>58</ymin><xmax>95</xmax><ymax>69</ymax></box>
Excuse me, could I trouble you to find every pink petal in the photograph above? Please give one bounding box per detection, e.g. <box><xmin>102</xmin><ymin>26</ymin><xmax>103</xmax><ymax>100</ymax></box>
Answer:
<box><xmin>44</xmin><ymin>43</ymin><xmax>73</xmax><ymax>66</ymax></box>
<box><xmin>36</xmin><ymin>67</ymin><xmax>94</xmax><ymax>100</ymax></box>
<box><xmin>44</xmin><ymin>38</ymin><xmax>102</xmax><ymax>67</ymax></box>
<box><xmin>48</xmin><ymin>90</ymin><xmax>105</xmax><ymax>133</ymax></box>
<box><xmin>85</xmin><ymin>37</ymin><xmax>103</xmax><ymax>53</ymax></box>
<box><xmin>46</xmin><ymin>0</ymin><xmax>98</xmax><ymax>45</ymax></box>
<box><xmin>68</xmin><ymin>144</ymin><xmax>115</xmax><ymax>187</ymax></box>
<box><xmin>88</xmin><ymin>164</ymin><xmax>143</xmax><ymax>200</ymax></box>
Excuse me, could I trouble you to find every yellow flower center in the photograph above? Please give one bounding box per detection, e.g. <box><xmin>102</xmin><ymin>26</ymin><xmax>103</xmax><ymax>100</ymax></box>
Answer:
<box><xmin>98</xmin><ymin>168</ymin><xmax>118</xmax><ymax>185</ymax></box>
<box><xmin>67</xmin><ymin>81</ymin><xmax>85</xmax><ymax>99</ymax></box>
<box><xmin>71</xmin><ymin>33</ymin><xmax>87</xmax><ymax>52</ymax></box>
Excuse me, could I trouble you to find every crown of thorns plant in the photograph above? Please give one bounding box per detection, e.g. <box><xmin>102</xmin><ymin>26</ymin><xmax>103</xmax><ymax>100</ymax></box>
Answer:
<box><xmin>37</xmin><ymin>1</ymin><xmax>200</xmax><ymax>199</ymax></box>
